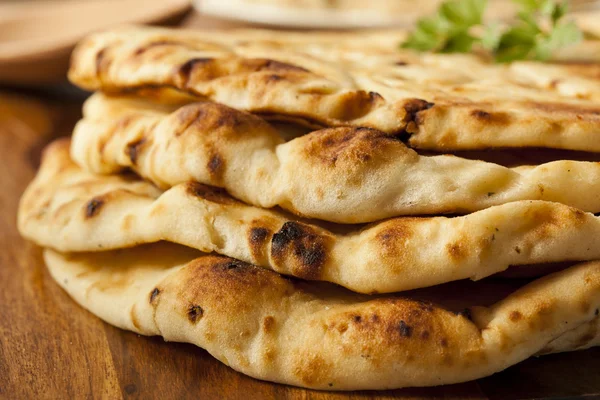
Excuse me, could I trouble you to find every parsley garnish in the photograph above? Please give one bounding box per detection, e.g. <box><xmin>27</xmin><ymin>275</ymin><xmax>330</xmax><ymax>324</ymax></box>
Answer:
<box><xmin>401</xmin><ymin>0</ymin><xmax>582</xmax><ymax>62</ymax></box>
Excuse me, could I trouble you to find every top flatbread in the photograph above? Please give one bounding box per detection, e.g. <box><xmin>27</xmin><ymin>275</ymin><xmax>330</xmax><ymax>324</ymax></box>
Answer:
<box><xmin>69</xmin><ymin>26</ymin><xmax>600</xmax><ymax>151</ymax></box>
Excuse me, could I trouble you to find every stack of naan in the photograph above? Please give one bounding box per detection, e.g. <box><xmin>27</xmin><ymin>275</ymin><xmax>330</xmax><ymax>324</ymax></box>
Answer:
<box><xmin>18</xmin><ymin>26</ymin><xmax>600</xmax><ymax>390</ymax></box>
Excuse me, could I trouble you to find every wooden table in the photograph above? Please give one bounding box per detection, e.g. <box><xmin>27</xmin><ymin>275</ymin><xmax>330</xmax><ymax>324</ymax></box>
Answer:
<box><xmin>1</xmin><ymin>16</ymin><xmax>600</xmax><ymax>400</ymax></box>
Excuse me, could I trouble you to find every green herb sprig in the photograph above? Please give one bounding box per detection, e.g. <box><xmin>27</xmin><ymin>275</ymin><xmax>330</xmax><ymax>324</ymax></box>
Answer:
<box><xmin>400</xmin><ymin>0</ymin><xmax>582</xmax><ymax>62</ymax></box>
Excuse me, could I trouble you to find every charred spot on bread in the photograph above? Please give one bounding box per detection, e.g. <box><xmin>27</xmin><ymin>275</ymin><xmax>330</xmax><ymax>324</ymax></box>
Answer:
<box><xmin>85</xmin><ymin>197</ymin><xmax>104</xmax><ymax>218</ymax></box>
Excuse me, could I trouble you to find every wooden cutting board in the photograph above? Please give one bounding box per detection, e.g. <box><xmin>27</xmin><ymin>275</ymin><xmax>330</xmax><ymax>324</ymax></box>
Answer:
<box><xmin>1</xmin><ymin>14</ymin><xmax>600</xmax><ymax>400</ymax></box>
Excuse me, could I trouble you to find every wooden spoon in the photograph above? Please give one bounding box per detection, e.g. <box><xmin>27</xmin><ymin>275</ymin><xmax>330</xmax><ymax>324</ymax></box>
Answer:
<box><xmin>0</xmin><ymin>0</ymin><xmax>191</xmax><ymax>85</ymax></box>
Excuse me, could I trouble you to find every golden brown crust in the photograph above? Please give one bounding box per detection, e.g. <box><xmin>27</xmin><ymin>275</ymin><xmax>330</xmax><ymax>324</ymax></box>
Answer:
<box><xmin>44</xmin><ymin>243</ymin><xmax>600</xmax><ymax>390</ymax></box>
<box><xmin>69</xmin><ymin>26</ymin><xmax>600</xmax><ymax>151</ymax></box>
<box><xmin>72</xmin><ymin>93</ymin><xmax>600</xmax><ymax>222</ymax></box>
<box><xmin>18</xmin><ymin>140</ymin><xmax>600</xmax><ymax>293</ymax></box>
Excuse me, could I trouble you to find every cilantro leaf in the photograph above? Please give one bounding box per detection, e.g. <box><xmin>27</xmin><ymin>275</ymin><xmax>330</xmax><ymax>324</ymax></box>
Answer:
<box><xmin>540</xmin><ymin>0</ymin><xmax>558</xmax><ymax>17</ymax></box>
<box><xmin>534</xmin><ymin>20</ymin><xmax>582</xmax><ymax>60</ymax></box>
<box><xmin>550</xmin><ymin>2</ymin><xmax>568</xmax><ymax>25</ymax></box>
<box><xmin>494</xmin><ymin>25</ymin><xmax>537</xmax><ymax>62</ymax></box>
<box><xmin>512</xmin><ymin>0</ymin><xmax>547</xmax><ymax>12</ymax></box>
<box><xmin>440</xmin><ymin>0</ymin><xmax>487</xmax><ymax>26</ymax></box>
<box><xmin>400</xmin><ymin>15</ymin><xmax>450</xmax><ymax>51</ymax></box>
<box><xmin>481</xmin><ymin>23</ymin><xmax>502</xmax><ymax>50</ymax></box>
<box><xmin>401</xmin><ymin>0</ymin><xmax>486</xmax><ymax>53</ymax></box>
<box><xmin>550</xmin><ymin>20</ymin><xmax>582</xmax><ymax>47</ymax></box>
<box><xmin>400</xmin><ymin>0</ymin><xmax>582</xmax><ymax>63</ymax></box>
<box><xmin>442</xmin><ymin>31</ymin><xmax>479</xmax><ymax>53</ymax></box>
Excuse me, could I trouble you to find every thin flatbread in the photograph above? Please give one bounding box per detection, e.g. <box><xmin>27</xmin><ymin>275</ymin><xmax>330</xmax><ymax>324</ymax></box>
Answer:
<box><xmin>68</xmin><ymin>26</ymin><xmax>600</xmax><ymax>151</ymax></box>
<box><xmin>19</xmin><ymin>139</ymin><xmax>600</xmax><ymax>293</ymax></box>
<box><xmin>44</xmin><ymin>242</ymin><xmax>600</xmax><ymax>390</ymax></box>
<box><xmin>71</xmin><ymin>93</ymin><xmax>600</xmax><ymax>222</ymax></box>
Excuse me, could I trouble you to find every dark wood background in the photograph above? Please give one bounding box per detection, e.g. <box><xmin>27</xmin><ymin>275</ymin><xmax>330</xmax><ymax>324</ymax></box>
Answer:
<box><xmin>1</xmin><ymin>14</ymin><xmax>600</xmax><ymax>400</ymax></box>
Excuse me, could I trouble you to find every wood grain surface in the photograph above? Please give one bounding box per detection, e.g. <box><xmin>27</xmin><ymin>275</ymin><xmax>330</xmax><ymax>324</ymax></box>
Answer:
<box><xmin>1</xmin><ymin>14</ymin><xmax>600</xmax><ymax>400</ymax></box>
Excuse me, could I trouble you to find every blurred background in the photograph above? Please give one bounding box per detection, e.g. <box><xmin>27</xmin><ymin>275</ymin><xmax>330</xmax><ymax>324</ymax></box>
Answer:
<box><xmin>1</xmin><ymin>0</ymin><xmax>598</xmax><ymax>87</ymax></box>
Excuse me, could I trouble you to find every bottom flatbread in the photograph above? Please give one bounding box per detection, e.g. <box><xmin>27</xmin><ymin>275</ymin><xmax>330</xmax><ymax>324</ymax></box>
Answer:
<box><xmin>44</xmin><ymin>242</ymin><xmax>600</xmax><ymax>390</ymax></box>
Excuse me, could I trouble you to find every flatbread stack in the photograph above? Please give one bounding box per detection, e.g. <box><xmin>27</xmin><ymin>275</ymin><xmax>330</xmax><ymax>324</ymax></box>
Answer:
<box><xmin>18</xmin><ymin>26</ymin><xmax>600</xmax><ymax>390</ymax></box>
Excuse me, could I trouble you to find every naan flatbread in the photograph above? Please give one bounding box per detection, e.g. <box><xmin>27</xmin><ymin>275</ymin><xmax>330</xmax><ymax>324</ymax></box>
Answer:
<box><xmin>71</xmin><ymin>93</ymin><xmax>600</xmax><ymax>222</ymax></box>
<box><xmin>19</xmin><ymin>139</ymin><xmax>600</xmax><ymax>293</ymax></box>
<box><xmin>44</xmin><ymin>242</ymin><xmax>600</xmax><ymax>390</ymax></box>
<box><xmin>68</xmin><ymin>26</ymin><xmax>600</xmax><ymax>151</ymax></box>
